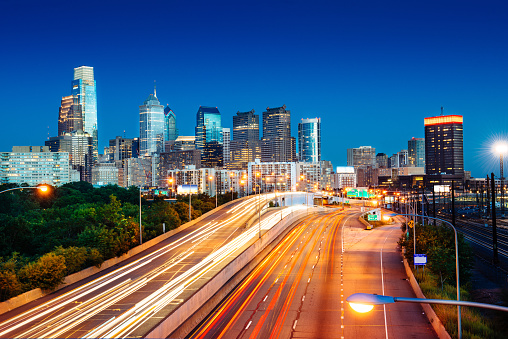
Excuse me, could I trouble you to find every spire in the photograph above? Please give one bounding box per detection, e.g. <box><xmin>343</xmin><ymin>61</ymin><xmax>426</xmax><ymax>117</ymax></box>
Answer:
<box><xmin>441</xmin><ymin>106</ymin><xmax>444</xmax><ymax>116</ymax></box>
<box><xmin>154</xmin><ymin>80</ymin><xmax>157</xmax><ymax>98</ymax></box>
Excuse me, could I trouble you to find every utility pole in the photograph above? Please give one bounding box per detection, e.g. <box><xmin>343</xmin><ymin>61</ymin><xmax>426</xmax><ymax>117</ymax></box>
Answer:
<box><xmin>432</xmin><ymin>184</ymin><xmax>436</xmax><ymax>226</ymax></box>
<box><xmin>491</xmin><ymin>173</ymin><xmax>498</xmax><ymax>264</ymax></box>
<box><xmin>451</xmin><ymin>181</ymin><xmax>456</xmax><ymax>228</ymax></box>
<box><xmin>487</xmin><ymin>175</ymin><xmax>491</xmax><ymax>218</ymax></box>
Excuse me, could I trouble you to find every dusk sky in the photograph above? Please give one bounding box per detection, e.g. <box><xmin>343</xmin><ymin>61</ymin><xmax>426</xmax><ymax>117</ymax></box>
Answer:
<box><xmin>1</xmin><ymin>0</ymin><xmax>507</xmax><ymax>178</ymax></box>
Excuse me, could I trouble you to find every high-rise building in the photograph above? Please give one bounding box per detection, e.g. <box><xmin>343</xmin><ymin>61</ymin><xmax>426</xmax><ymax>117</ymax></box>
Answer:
<box><xmin>347</xmin><ymin>146</ymin><xmax>376</xmax><ymax>168</ymax></box>
<box><xmin>424</xmin><ymin>114</ymin><xmax>464</xmax><ymax>176</ymax></box>
<box><xmin>1</xmin><ymin>146</ymin><xmax>72</xmax><ymax>186</ymax></box>
<box><xmin>72</xmin><ymin>66</ymin><xmax>98</xmax><ymax>163</ymax></box>
<box><xmin>174</xmin><ymin>136</ymin><xmax>196</xmax><ymax>151</ymax></box>
<box><xmin>195</xmin><ymin>106</ymin><xmax>223</xmax><ymax>150</ymax></box>
<box><xmin>58</xmin><ymin>95</ymin><xmax>82</xmax><ymax>136</ymax></box>
<box><xmin>139</xmin><ymin>90</ymin><xmax>164</xmax><ymax>156</ymax></box>
<box><xmin>201</xmin><ymin>141</ymin><xmax>223</xmax><ymax>168</ymax></box>
<box><xmin>230</xmin><ymin>110</ymin><xmax>260</xmax><ymax>170</ymax></box>
<box><xmin>298</xmin><ymin>118</ymin><xmax>321</xmax><ymax>162</ymax></box>
<box><xmin>261</xmin><ymin>105</ymin><xmax>293</xmax><ymax>162</ymax></box>
<box><xmin>45</xmin><ymin>130</ymin><xmax>93</xmax><ymax>182</ymax></box>
<box><xmin>334</xmin><ymin>166</ymin><xmax>356</xmax><ymax>189</ymax></box>
<box><xmin>108</xmin><ymin>136</ymin><xmax>139</xmax><ymax>162</ymax></box>
<box><xmin>376</xmin><ymin>153</ymin><xmax>388</xmax><ymax>168</ymax></box>
<box><xmin>408</xmin><ymin>137</ymin><xmax>425</xmax><ymax>168</ymax></box>
<box><xmin>92</xmin><ymin>163</ymin><xmax>119</xmax><ymax>186</ymax></box>
<box><xmin>164</xmin><ymin>105</ymin><xmax>178</xmax><ymax>143</ymax></box>
<box><xmin>248</xmin><ymin>160</ymin><xmax>296</xmax><ymax>193</ymax></box>
<box><xmin>222</xmin><ymin>128</ymin><xmax>231</xmax><ymax>162</ymax></box>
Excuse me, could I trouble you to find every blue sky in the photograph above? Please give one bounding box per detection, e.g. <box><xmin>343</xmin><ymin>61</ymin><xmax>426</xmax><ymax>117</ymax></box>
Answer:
<box><xmin>1</xmin><ymin>0</ymin><xmax>507</xmax><ymax>178</ymax></box>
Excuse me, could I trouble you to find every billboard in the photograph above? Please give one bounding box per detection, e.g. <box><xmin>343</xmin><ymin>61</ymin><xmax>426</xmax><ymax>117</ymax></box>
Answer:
<box><xmin>177</xmin><ymin>184</ymin><xmax>198</xmax><ymax>195</ymax></box>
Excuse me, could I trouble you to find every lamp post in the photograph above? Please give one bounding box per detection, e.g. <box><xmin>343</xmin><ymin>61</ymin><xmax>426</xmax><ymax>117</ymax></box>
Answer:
<box><xmin>139</xmin><ymin>185</ymin><xmax>143</xmax><ymax>245</ymax></box>
<box><xmin>230</xmin><ymin>172</ymin><xmax>235</xmax><ymax>201</ymax></box>
<box><xmin>347</xmin><ymin>293</ymin><xmax>508</xmax><ymax>314</ymax></box>
<box><xmin>0</xmin><ymin>185</ymin><xmax>49</xmax><ymax>195</ymax></box>
<box><xmin>393</xmin><ymin>212</ymin><xmax>462</xmax><ymax>338</ymax></box>
<box><xmin>494</xmin><ymin>142</ymin><xmax>507</xmax><ymax>218</ymax></box>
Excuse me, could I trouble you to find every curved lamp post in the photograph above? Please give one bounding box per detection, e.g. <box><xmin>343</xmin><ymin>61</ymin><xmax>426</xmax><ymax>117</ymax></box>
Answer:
<box><xmin>0</xmin><ymin>185</ymin><xmax>49</xmax><ymax>194</ymax></box>
<box><xmin>347</xmin><ymin>292</ymin><xmax>508</xmax><ymax>313</ymax></box>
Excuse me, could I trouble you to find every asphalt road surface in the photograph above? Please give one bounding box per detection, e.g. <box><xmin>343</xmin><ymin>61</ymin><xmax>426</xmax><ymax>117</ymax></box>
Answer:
<box><xmin>189</xmin><ymin>208</ymin><xmax>436</xmax><ymax>339</ymax></box>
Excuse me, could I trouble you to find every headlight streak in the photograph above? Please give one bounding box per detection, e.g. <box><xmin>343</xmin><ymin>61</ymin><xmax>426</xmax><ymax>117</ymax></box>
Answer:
<box><xmin>0</xmin><ymin>195</ymin><xmax>308</xmax><ymax>339</ymax></box>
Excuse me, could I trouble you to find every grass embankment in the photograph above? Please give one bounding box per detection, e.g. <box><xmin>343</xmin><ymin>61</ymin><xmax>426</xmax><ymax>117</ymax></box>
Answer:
<box><xmin>399</xmin><ymin>222</ymin><xmax>507</xmax><ymax>338</ymax></box>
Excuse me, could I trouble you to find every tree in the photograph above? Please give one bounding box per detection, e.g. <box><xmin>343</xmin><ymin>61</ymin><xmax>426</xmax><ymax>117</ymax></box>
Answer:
<box><xmin>19</xmin><ymin>253</ymin><xmax>66</xmax><ymax>290</ymax></box>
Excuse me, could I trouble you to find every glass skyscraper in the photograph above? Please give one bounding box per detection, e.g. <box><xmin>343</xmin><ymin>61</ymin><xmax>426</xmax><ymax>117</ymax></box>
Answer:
<box><xmin>298</xmin><ymin>118</ymin><xmax>321</xmax><ymax>162</ymax></box>
<box><xmin>408</xmin><ymin>137</ymin><xmax>425</xmax><ymax>168</ymax></box>
<box><xmin>72</xmin><ymin>66</ymin><xmax>98</xmax><ymax>163</ymax></box>
<box><xmin>139</xmin><ymin>91</ymin><xmax>164</xmax><ymax>156</ymax></box>
<box><xmin>164</xmin><ymin>105</ymin><xmax>178</xmax><ymax>142</ymax></box>
<box><xmin>195</xmin><ymin>106</ymin><xmax>223</xmax><ymax>150</ymax></box>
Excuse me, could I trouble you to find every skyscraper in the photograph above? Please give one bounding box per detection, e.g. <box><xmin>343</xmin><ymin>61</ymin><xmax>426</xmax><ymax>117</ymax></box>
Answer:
<box><xmin>58</xmin><ymin>95</ymin><xmax>82</xmax><ymax>136</ymax></box>
<box><xmin>164</xmin><ymin>105</ymin><xmax>178</xmax><ymax>142</ymax></box>
<box><xmin>195</xmin><ymin>106</ymin><xmax>223</xmax><ymax>150</ymax></box>
<box><xmin>230</xmin><ymin>110</ymin><xmax>260</xmax><ymax>170</ymax></box>
<box><xmin>298</xmin><ymin>118</ymin><xmax>321</xmax><ymax>162</ymax></box>
<box><xmin>72</xmin><ymin>66</ymin><xmax>98</xmax><ymax>163</ymax></box>
<box><xmin>261</xmin><ymin>105</ymin><xmax>292</xmax><ymax>162</ymax></box>
<box><xmin>222</xmin><ymin>128</ymin><xmax>231</xmax><ymax>162</ymax></box>
<box><xmin>408</xmin><ymin>137</ymin><xmax>425</xmax><ymax>168</ymax></box>
<box><xmin>424</xmin><ymin>114</ymin><xmax>464</xmax><ymax>176</ymax></box>
<box><xmin>347</xmin><ymin>146</ymin><xmax>376</xmax><ymax>168</ymax></box>
<box><xmin>139</xmin><ymin>89</ymin><xmax>164</xmax><ymax>156</ymax></box>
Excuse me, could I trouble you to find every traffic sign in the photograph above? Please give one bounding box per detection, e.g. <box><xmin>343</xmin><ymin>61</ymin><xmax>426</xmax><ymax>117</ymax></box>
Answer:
<box><xmin>408</xmin><ymin>220</ymin><xmax>414</xmax><ymax>228</ymax></box>
<box><xmin>368</xmin><ymin>214</ymin><xmax>380</xmax><ymax>221</ymax></box>
<box><xmin>414</xmin><ymin>254</ymin><xmax>427</xmax><ymax>265</ymax></box>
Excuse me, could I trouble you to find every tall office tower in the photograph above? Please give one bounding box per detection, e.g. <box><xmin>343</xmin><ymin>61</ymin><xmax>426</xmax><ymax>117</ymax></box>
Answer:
<box><xmin>108</xmin><ymin>136</ymin><xmax>139</xmax><ymax>162</ymax></box>
<box><xmin>230</xmin><ymin>110</ymin><xmax>260</xmax><ymax>170</ymax></box>
<box><xmin>376</xmin><ymin>153</ymin><xmax>388</xmax><ymax>168</ymax></box>
<box><xmin>347</xmin><ymin>146</ymin><xmax>376</xmax><ymax>168</ymax></box>
<box><xmin>398</xmin><ymin>149</ymin><xmax>408</xmax><ymax>167</ymax></box>
<box><xmin>46</xmin><ymin>130</ymin><xmax>93</xmax><ymax>182</ymax></box>
<box><xmin>201</xmin><ymin>141</ymin><xmax>223</xmax><ymax>168</ymax></box>
<box><xmin>58</xmin><ymin>95</ymin><xmax>83</xmax><ymax>135</ymax></box>
<box><xmin>298</xmin><ymin>118</ymin><xmax>321</xmax><ymax>162</ymax></box>
<box><xmin>72</xmin><ymin>66</ymin><xmax>98</xmax><ymax>163</ymax></box>
<box><xmin>222</xmin><ymin>128</ymin><xmax>231</xmax><ymax>162</ymax></box>
<box><xmin>408</xmin><ymin>137</ymin><xmax>425</xmax><ymax>168</ymax></box>
<box><xmin>261</xmin><ymin>105</ymin><xmax>292</xmax><ymax>162</ymax></box>
<box><xmin>424</xmin><ymin>114</ymin><xmax>464</xmax><ymax>176</ymax></box>
<box><xmin>174</xmin><ymin>136</ymin><xmax>196</xmax><ymax>151</ymax></box>
<box><xmin>139</xmin><ymin>89</ymin><xmax>164</xmax><ymax>156</ymax></box>
<box><xmin>195</xmin><ymin>106</ymin><xmax>223</xmax><ymax>150</ymax></box>
<box><xmin>164</xmin><ymin>105</ymin><xmax>178</xmax><ymax>142</ymax></box>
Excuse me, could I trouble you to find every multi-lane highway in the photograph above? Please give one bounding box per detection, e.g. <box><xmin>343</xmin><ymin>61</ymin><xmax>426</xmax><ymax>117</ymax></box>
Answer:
<box><xmin>189</xmin><ymin>209</ymin><xmax>436</xmax><ymax>339</ymax></box>
<box><xmin>0</xmin><ymin>193</ymin><xmax>307</xmax><ymax>338</ymax></box>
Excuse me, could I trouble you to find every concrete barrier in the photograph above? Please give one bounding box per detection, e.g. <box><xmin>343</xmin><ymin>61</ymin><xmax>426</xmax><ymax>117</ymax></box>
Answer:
<box><xmin>403</xmin><ymin>256</ymin><xmax>451</xmax><ymax>339</ymax></box>
<box><xmin>0</xmin><ymin>195</ymin><xmax>251</xmax><ymax>316</ymax></box>
<box><xmin>145</xmin><ymin>207</ymin><xmax>327</xmax><ymax>338</ymax></box>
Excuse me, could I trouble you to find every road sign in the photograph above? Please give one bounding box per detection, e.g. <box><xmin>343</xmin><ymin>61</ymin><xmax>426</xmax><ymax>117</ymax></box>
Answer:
<box><xmin>408</xmin><ymin>220</ymin><xmax>414</xmax><ymax>228</ymax></box>
<box><xmin>414</xmin><ymin>254</ymin><xmax>427</xmax><ymax>265</ymax></box>
<box><xmin>368</xmin><ymin>214</ymin><xmax>380</xmax><ymax>221</ymax></box>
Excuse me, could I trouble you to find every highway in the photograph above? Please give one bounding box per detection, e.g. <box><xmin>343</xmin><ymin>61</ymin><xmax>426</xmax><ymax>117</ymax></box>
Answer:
<box><xmin>189</xmin><ymin>209</ymin><xmax>435</xmax><ymax>339</ymax></box>
<box><xmin>0</xmin><ymin>193</ymin><xmax>307</xmax><ymax>338</ymax></box>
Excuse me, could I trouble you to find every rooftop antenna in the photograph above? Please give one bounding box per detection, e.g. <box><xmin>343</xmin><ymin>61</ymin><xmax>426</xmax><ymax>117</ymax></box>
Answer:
<box><xmin>441</xmin><ymin>106</ymin><xmax>444</xmax><ymax>116</ymax></box>
<box><xmin>47</xmin><ymin>126</ymin><xmax>50</xmax><ymax>140</ymax></box>
<box><xmin>154</xmin><ymin>80</ymin><xmax>157</xmax><ymax>97</ymax></box>
<box><xmin>124</xmin><ymin>129</ymin><xmax>126</xmax><ymax>138</ymax></box>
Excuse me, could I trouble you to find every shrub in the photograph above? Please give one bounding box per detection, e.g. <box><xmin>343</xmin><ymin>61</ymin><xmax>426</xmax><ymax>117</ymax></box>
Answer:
<box><xmin>19</xmin><ymin>253</ymin><xmax>66</xmax><ymax>290</ymax></box>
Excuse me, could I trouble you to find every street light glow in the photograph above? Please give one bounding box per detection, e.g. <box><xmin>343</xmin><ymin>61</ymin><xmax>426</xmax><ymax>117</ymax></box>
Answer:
<box><xmin>494</xmin><ymin>141</ymin><xmax>508</xmax><ymax>155</ymax></box>
<box><xmin>348</xmin><ymin>303</ymin><xmax>374</xmax><ymax>313</ymax></box>
<box><xmin>38</xmin><ymin>185</ymin><xmax>49</xmax><ymax>192</ymax></box>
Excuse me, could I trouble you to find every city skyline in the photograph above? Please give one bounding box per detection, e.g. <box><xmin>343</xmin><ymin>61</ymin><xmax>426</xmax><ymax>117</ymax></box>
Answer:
<box><xmin>1</xmin><ymin>1</ymin><xmax>507</xmax><ymax>178</ymax></box>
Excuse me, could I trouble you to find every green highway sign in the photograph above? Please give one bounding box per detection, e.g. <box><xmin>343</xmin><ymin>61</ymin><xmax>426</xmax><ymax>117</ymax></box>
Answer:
<box><xmin>368</xmin><ymin>214</ymin><xmax>380</xmax><ymax>221</ymax></box>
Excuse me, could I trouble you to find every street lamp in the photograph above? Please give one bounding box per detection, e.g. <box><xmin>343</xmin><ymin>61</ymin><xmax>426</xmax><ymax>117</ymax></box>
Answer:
<box><xmin>494</xmin><ymin>141</ymin><xmax>507</xmax><ymax>217</ymax></box>
<box><xmin>230</xmin><ymin>172</ymin><xmax>235</xmax><ymax>201</ymax></box>
<box><xmin>0</xmin><ymin>185</ymin><xmax>50</xmax><ymax>194</ymax></box>
<box><xmin>347</xmin><ymin>292</ymin><xmax>508</xmax><ymax>313</ymax></box>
